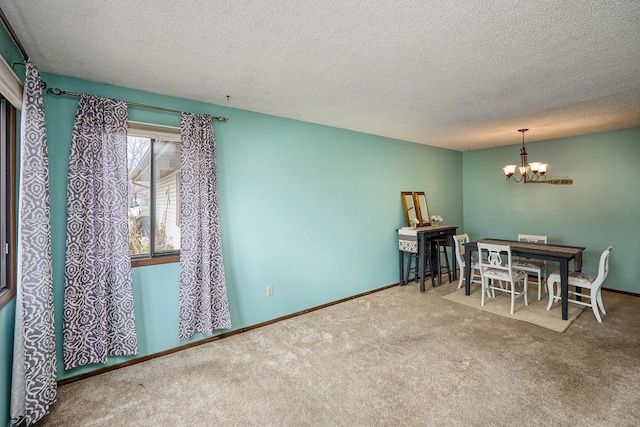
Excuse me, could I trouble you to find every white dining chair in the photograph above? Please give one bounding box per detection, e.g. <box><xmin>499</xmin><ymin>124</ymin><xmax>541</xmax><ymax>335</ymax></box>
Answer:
<box><xmin>546</xmin><ymin>246</ymin><xmax>613</xmax><ymax>323</ymax></box>
<box><xmin>478</xmin><ymin>242</ymin><xmax>528</xmax><ymax>314</ymax></box>
<box><xmin>512</xmin><ymin>234</ymin><xmax>547</xmax><ymax>300</ymax></box>
<box><xmin>453</xmin><ymin>234</ymin><xmax>483</xmax><ymax>290</ymax></box>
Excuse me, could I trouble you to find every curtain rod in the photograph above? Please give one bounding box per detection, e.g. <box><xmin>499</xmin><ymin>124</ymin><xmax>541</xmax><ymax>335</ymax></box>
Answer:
<box><xmin>45</xmin><ymin>85</ymin><xmax>228</xmax><ymax>122</ymax></box>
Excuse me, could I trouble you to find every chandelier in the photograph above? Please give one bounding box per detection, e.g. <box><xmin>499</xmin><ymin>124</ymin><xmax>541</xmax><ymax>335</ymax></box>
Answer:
<box><xmin>502</xmin><ymin>129</ymin><xmax>573</xmax><ymax>185</ymax></box>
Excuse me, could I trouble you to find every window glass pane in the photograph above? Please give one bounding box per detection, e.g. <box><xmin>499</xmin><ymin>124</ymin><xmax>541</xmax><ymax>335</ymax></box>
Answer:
<box><xmin>153</xmin><ymin>139</ymin><xmax>180</xmax><ymax>253</ymax></box>
<box><xmin>127</xmin><ymin>122</ymin><xmax>181</xmax><ymax>262</ymax></box>
<box><xmin>0</xmin><ymin>96</ymin><xmax>16</xmax><ymax>308</ymax></box>
<box><xmin>127</xmin><ymin>136</ymin><xmax>151</xmax><ymax>256</ymax></box>
<box><xmin>1</xmin><ymin>98</ymin><xmax>7</xmax><ymax>291</ymax></box>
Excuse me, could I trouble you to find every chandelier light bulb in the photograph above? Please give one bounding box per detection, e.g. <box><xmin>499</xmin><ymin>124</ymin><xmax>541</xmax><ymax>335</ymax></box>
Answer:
<box><xmin>529</xmin><ymin>162</ymin><xmax>541</xmax><ymax>173</ymax></box>
<box><xmin>503</xmin><ymin>165</ymin><xmax>516</xmax><ymax>177</ymax></box>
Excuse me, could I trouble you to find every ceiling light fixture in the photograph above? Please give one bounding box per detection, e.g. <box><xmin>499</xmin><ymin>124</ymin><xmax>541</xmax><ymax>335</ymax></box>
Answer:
<box><xmin>502</xmin><ymin>129</ymin><xmax>573</xmax><ymax>185</ymax></box>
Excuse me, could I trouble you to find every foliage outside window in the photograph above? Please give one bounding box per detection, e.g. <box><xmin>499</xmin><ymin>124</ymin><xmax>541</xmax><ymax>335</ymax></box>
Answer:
<box><xmin>127</xmin><ymin>122</ymin><xmax>181</xmax><ymax>265</ymax></box>
<box><xmin>0</xmin><ymin>97</ymin><xmax>16</xmax><ymax>309</ymax></box>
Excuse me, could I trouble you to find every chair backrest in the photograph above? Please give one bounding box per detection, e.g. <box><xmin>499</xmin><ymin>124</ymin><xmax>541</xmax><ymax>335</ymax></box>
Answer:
<box><xmin>478</xmin><ymin>242</ymin><xmax>515</xmax><ymax>278</ymax></box>
<box><xmin>595</xmin><ymin>246</ymin><xmax>613</xmax><ymax>286</ymax></box>
<box><xmin>453</xmin><ymin>233</ymin><xmax>470</xmax><ymax>267</ymax></box>
<box><xmin>518</xmin><ymin>234</ymin><xmax>547</xmax><ymax>244</ymax></box>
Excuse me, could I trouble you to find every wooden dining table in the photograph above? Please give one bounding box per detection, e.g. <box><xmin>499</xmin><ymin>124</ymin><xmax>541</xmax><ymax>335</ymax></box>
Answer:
<box><xmin>464</xmin><ymin>238</ymin><xmax>585</xmax><ymax>320</ymax></box>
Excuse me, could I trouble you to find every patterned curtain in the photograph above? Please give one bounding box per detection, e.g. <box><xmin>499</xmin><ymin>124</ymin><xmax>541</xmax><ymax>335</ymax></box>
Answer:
<box><xmin>63</xmin><ymin>94</ymin><xmax>138</xmax><ymax>370</ymax></box>
<box><xmin>179</xmin><ymin>113</ymin><xmax>231</xmax><ymax>340</ymax></box>
<box><xmin>10</xmin><ymin>60</ymin><xmax>57</xmax><ymax>426</ymax></box>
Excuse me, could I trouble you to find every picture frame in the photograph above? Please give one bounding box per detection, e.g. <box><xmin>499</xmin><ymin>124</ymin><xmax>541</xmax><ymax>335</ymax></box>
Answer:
<box><xmin>401</xmin><ymin>191</ymin><xmax>418</xmax><ymax>227</ymax></box>
<box><xmin>413</xmin><ymin>191</ymin><xmax>430</xmax><ymax>227</ymax></box>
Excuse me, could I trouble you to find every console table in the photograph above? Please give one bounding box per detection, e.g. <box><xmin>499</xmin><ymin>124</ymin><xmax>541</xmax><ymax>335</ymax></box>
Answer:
<box><xmin>398</xmin><ymin>225</ymin><xmax>458</xmax><ymax>292</ymax></box>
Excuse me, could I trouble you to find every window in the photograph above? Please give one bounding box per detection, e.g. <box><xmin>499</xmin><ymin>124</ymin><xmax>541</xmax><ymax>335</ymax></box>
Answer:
<box><xmin>127</xmin><ymin>121</ymin><xmax>181</xmax><ymax>266</ymax></box>
<box><xmin>0</xmin><ymin>96</ymin><xmax>16</xmax><ymax>309</ymax></box>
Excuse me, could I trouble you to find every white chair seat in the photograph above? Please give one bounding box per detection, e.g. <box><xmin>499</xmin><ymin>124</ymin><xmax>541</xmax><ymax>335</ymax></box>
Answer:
<box><xmin>546</xmin><ymin>246</ymin><xmax>613</xmax><ymax>323</ymax></box>
<box><xmin>483</xmin><ymin>267</ymin><xmax>526</xmax><ymax>280</ymax></box>
<box><xmin>512</xmin><ymin>260</ymin><xmax>545</xmax><ymax>270</ymax></box>
<box><xmin>548</xmin><ymin>271</ymin><xmax>595</xmax><ymax>287</ymax></box>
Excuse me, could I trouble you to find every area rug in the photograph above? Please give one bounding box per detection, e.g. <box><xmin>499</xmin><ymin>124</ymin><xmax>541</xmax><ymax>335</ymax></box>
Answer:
<box><xmin>442</xmin><ymin>285</ymin><xmax>584</xmax><ymax>332</ymax></box>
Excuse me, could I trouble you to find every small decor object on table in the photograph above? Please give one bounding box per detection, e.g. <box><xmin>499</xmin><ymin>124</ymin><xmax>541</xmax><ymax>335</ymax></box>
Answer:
<box><xmin>410</xmin><ymin>218</ymin><xmax>420</xmax><ymax>229</ymax></box>
<box><xmin>431</xmin><ymin>215</ymin><xmax>443</xmax><ymax>226</ymax></box>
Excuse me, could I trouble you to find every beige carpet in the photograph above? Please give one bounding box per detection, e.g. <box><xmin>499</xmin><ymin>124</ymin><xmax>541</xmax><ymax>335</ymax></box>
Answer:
<box><xmin>442</xmin><ymin>284</ymin><xmax>585</xmax><ymax>332</ymax></box>
<box><xmin>37</xmin><ymin>281</ymin><xmax>640</xmax><ymax>426</ymax></box>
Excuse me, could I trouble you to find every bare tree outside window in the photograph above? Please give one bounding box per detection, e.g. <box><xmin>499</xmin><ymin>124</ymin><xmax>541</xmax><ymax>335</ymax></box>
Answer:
<box><xmin>127</xmin><ymin>136</ymin><xmax>151</xmax><ymax>255</ymax></box>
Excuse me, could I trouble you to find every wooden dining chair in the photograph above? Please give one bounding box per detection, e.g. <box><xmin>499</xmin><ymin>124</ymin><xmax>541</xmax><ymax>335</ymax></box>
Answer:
<box><xmin>512</xmin><ymin>234</ymin><xmax>547</xmax><ymax>300</ymax></box>
<box><xmin>453</xmin><ymin>234</ymin><xmax>482</xmax><ymax>290</ymax></box>
<box><xmin>478</xmin><ymin>242</ymin><xmax>528</xmax><ymax>314</ymax></box>
<box><xmin>546</xmin><ymin>246</ymin><xmax>613</xmax><ymax>323</ymax></box>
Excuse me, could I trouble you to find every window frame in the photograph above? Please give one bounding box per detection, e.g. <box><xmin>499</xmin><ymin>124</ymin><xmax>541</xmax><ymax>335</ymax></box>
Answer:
<box><xmin>0</xmin><ymin>97</ymin><xmax>16</xmax><ymax>309</ymax></box>
<box><xmin>127</xmin><ymin>121</ymin><xmax>181</xmax><ymax>267</ymax></box>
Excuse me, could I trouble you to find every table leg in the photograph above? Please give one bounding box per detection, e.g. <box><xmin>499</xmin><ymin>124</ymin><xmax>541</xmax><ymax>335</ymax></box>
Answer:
<box><xmin>464</xmin><ymin>246</ymin><xmax>472</xmax><ymax>296</ymax></box>
<box><xmin>429</xmin><ymin>240</ymin><xmax>436</xmax><ymax>288</ymax></box>
<box><xmin>399</xmin><ymin>249</ymin><xmax>405</xmax><ymax>286</ymax></box>
<box><xmin>560</xmin><ymin>259</ymin><xmax>569</xmax><ymax>320</ymax></box>
<box><xmin>576</xmin><ymin>258</ymin><xmax>582</xmax><ymax>301</ymax></box>
<box><xmin>436</xmin><ymin>240</ymin><xmax>442</xmax><ymax>286</ymax></box>
<box><xmin>450</xmin><ymin>236</ymin><xmax>457</xmax><ymax>283</ymax></box>
<box><xmin>419</xmin><ymin>235</ymin><xmax>426</xmax><ymax>292</ymax></box>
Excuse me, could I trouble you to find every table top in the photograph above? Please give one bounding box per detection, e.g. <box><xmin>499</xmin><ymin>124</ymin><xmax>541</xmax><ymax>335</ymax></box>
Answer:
<box><xmin>414</xmin><ymin>225</ymin><xmax>457</xmax><ymax>233</ymax></box>
<box><xmin>475</xmin><ymin>238</ymin><xmax>584</xmax><ymax>254</ymax></box>
<box><xmin>398</xmin><ymin>225</ymin><xmax>457</xmax><ymax>236</ymax></box>
<box><xmin>469</xmin><ymin>238</ymin><xmax>585</xmax><ymax>268</ymax></box>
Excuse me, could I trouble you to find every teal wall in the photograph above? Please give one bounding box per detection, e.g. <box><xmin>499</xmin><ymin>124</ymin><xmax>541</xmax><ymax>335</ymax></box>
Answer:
<box><xmin>1</xmin><ymin>68</ymin><xmax>462</xmax><ymax>424</ymax></box>
<box><xmin>462</xmin><ymin>128</ymin><xmax>640</xmax><ymax>293</ymax></box>
<box><xmin>0</xmin><ymin>299</ymin><xmax>15</xmax><ymax>427</ymax></box>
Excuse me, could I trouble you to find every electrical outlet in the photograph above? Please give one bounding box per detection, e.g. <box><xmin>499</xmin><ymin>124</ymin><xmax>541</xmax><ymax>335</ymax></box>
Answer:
<box><xmin>266</xmin><ymin>285</ymin><xmax>273</xmax><ymax>296</ymax></box>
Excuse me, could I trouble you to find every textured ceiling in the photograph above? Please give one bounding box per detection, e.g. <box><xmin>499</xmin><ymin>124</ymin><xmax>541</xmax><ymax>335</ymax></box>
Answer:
<box><xmin>2</xmin><ymin>1</ymin><xmax>639</xmax><ymax>151</ymax></box>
